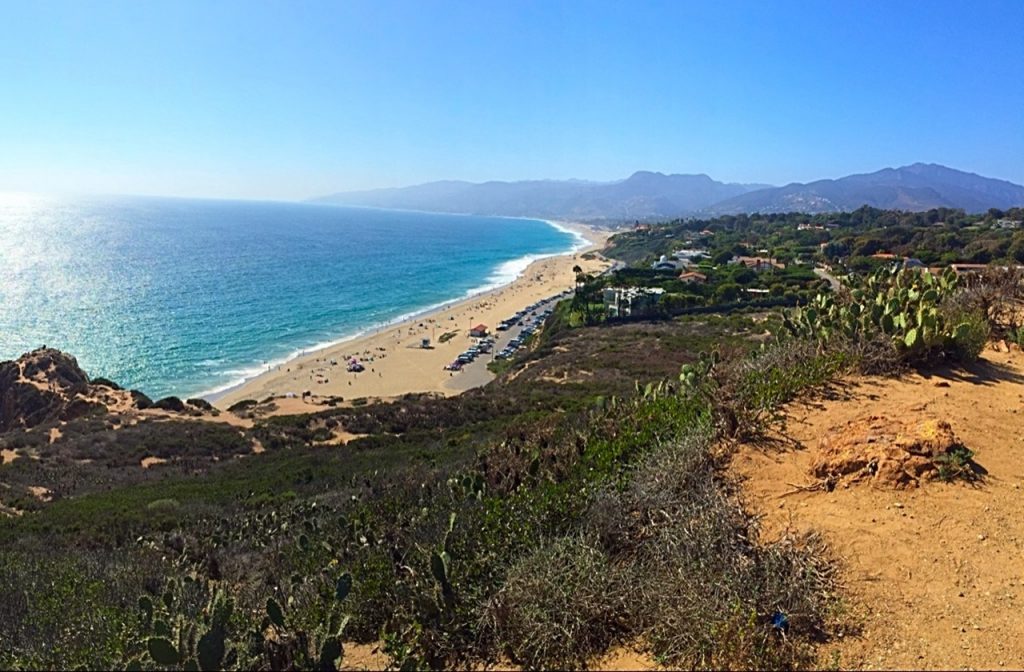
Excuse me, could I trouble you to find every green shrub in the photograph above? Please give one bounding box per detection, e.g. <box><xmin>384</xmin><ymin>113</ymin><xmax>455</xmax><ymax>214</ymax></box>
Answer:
<box><xmin>0</xmin><ymin>302</ymin><xmax>844</xmax><ymax>671</ymax></box>
<box><xmin>146</xmin><ymin>498</ymin><xmax>181</xmax><ymax>513</ymax></box>
<box><xmin>935</xmin><ymin>444</ymin><xmax>977</xmax><ymax>482</ymax></box>
<box><xmin>483</xmin><ymin>536</ymin><xmax>627</xmax><ymax>670</ymax></box>
<box><xmin>583</xmin><ymin>429</ymin><xmax>837</xmax><ymax>669</ymax></box>
<box><xmin>943</xmin><ymin>307</ymin><xmax>990</xmax><ymax>362</ymax></box>
<box><xmin>781</xmin><ymin>266</ymin><xmax>995</xmax><ymax>365</ymax></box>
<box><xmin>680</xmin><ymin>340</ymin><xmax>852</xmax><ymax>439</ymax></box>
<box><xmin>90</xmin><ymin>377</ymin><xmax>121</xmax><ymax>390</ymax></box>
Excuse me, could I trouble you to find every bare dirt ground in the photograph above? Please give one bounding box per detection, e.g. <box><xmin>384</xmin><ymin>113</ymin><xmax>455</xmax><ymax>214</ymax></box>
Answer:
<box><xmin>731</xmin><ymin>346</ymin><xmax>1024</xmax><ymax>670</ymax></box>
<box><xmin>339</xmin><ymin>643</ymin><xmax>390</xmax><ymax>671</ymax></box>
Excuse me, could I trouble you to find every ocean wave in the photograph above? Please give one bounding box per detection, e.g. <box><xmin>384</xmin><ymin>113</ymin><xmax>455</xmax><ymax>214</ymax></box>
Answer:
<box><xmin>458</xmin><ymin>223</ymin><xmax>584</xmax><ymax>298</ymax></box>
<box><xmin>541</xmin><ymin>220</ymin><xmax>590</xmax><ymax>252</ymax></box>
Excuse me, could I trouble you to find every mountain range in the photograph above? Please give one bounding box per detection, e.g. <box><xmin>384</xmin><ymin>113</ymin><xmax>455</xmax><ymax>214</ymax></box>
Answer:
<box><xmin>312</xmin><ymin>163</ymin><xmax>1024</xmax><ymax>220</ymax></box>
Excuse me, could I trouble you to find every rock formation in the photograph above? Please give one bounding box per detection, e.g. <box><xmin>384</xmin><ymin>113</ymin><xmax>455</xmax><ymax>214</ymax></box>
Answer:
<box><xmin>811</xmin><ymin>414</ymin><xmax>968</xmax><ymax>488</ymax></box>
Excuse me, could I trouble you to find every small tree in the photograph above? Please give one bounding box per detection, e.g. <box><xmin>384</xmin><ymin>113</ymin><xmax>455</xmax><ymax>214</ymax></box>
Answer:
<box><xmin>714</xmin><ymin>283</ymin><xmax>740</xmax><ymax>304</ymax></box>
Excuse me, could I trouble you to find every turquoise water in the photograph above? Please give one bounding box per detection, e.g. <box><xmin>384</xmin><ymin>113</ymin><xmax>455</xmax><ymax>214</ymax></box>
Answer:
<box><xmin>0</xmin><ymin>195</ymin><xmax>580</xmax><ymax>398</ymax></box>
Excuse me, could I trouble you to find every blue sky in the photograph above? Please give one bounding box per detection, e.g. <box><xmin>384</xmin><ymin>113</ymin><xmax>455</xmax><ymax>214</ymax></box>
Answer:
<box><xmin>1</xmin><ymin>0</ymin><xmax>1021</xmax><ymax>200</ymax></box>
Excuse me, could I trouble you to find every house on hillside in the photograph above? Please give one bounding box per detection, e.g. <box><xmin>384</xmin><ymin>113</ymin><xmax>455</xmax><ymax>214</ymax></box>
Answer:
<box><xmin>730</xmin><ymin>256</ymin><xmax>785</xmax><ymax>272</ymax></box>
<box><xmin>950</xmin><ymin>263</ymin><xmax>990</xmax><ymax>276</ymax></box>
<box><xmin>602</xmin><ymin>287</ymin><xmax>664</xmax><ymax>318</ymax></box>
<box><xmin>678</xmin><ymin>271</ymin><xmax>707</xmax><ymax>284</ymax></box>
<box><xmin>867</xmin><ymin>252</ymin><xmax>927</xmax><ymax>271</ymax></box>
<box><xmin>671</xmin><ymin>249</ymin><xmax>708</xmax><ymax>268</ymax></box>
<box><xmin>651</xmin><ymin>255</ymin><xmax>681</xmax><ymax>271</ymax></box>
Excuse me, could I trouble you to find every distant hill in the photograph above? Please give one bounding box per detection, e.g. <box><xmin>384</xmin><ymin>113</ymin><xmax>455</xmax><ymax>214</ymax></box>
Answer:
<box><xmin>312</xmin><ymin>171</ymin><xmax>769</xmax><ymax>220</ymax></box>
<box><xmin>707</xmin><ymin>163</ymin><xmax>1024</xmax><ymax>215</ymax></box>
<box><xmin>313</xmin><ymin>164</ymin><xmax>1024</xmax><ymax>219</ymax></box>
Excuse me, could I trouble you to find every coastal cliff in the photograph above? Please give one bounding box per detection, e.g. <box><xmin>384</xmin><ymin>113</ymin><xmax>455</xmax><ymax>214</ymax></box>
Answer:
<box><xmin>0</xmin><ymin>348</ymin><xmax>105</xmax><ymax>432</ymax></box>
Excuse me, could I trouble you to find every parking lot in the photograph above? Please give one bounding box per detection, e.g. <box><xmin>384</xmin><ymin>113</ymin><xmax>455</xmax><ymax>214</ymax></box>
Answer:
<box><xmin>444</xmin><ymin>289</ymin><xmax>572</xmax><ymax>378</ymax></box>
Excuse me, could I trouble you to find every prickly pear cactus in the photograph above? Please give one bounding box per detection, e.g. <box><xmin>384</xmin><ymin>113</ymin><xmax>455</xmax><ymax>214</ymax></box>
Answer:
<box><xmin>780</xmin><ymin>266</ymin><xmax>975</xmax><ymax>361</ymax></box>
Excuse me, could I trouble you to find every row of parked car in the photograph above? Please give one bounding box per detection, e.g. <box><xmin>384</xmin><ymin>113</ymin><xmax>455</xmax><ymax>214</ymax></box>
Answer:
<box><xmin>445</xmin><ymin>291</ymin><xmax>570</xmax><ymax>370</ymax></box>
<box><xmin>495</xmin><ymin>305</ymin><xmax>555</xmax><ymax>359</ymax></box>
<box><xmin>444</xmin><ymin>336</ymin><xmax>496</xmax><ymax>371</ymax></box>
<box><xmin>495</xmin><ymin>292</ymin><xmax>570</xmax><ymax>333</ymax></box>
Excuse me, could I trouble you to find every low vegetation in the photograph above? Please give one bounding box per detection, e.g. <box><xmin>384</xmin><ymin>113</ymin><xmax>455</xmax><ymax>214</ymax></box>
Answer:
<box><xmin>2</xmin><ymin>209</ymin><xmax>1021</xmax><ymax>670</ymax></box>
<box><xmin>782</xmin><ymin>266</ymin><xmax>989</xmax><ymax>365</ymax></box>
<box><xmin>1</xmin><ymin>308</ymin><xmax>843</xmax><ymax>670</ymax></box>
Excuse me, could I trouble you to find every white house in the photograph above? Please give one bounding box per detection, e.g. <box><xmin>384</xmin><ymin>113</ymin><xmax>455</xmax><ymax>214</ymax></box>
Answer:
<box><xmin>602</xmin><ymin>287</ymin><xmax>665</xmax><ymax>318</ymax></box>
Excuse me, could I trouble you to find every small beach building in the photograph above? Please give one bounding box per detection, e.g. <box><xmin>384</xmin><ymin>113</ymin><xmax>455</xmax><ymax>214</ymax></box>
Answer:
<box><xmin>470</xmin><ymin>324</ymin><xmax>489</xmax><ymax>338</ymax></box>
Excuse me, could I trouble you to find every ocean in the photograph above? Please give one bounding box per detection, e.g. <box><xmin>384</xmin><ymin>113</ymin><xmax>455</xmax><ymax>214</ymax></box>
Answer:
<box><xmin>0</xmin><ymin>194</ymin><xmax>581</xmax><ymax>399</ymax></box>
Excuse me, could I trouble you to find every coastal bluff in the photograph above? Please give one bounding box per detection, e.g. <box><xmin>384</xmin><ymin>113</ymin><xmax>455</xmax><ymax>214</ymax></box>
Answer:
<box><xmin>0</xmin><ymin>347</ymin><xmax>211</xmax><ymax>433</ymax></box>
<box><xmin>0</xmin><ymin>348</ymin><xmax>102</xmax><ymax>432</ymax></box>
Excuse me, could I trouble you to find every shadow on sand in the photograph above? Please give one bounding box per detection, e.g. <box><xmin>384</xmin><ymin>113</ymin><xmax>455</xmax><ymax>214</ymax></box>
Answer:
<box><xmin>916</xmin><ymin>355</ymin><xmax>1024</xmax><ymax>387</ymax></box>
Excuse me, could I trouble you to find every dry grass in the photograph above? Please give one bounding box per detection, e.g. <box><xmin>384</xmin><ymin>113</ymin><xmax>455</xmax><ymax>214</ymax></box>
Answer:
<box><xmin>482</xmin><ymin>429</ymin><xmax>840</xmax><ymax>670</ymax></box>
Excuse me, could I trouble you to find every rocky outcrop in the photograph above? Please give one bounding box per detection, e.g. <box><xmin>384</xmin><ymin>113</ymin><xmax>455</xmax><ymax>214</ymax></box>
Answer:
<box><xmin>186</xmin><ymin>398</ymin><xmax>214</xmax><ymax>412</ymax></box>
<box><xmin>130</xmin><ymin>390</ymin><xmax>153</xmax><ymax>410</ymax></box>
<box><xmin>91</xmin><ymin>377</ymin><xmax>122</xmax><ymax>390</ymax></box>
<box><xmin>19</xmin><ymin>348</ymin><xmax>90</xmax><ymax>393</ymax></box>
<box><xmin>0</xmin><ymin>348</ymin><xmax>92</xmax><ymax>432</ymax></box>
<box><xmin>811</xmin><ymin>414</ymin><xmax>968</xmax><ymax>488</ymax></box>
<box><xmin>152</xmin><ymin>396</ymin><xmax>186</xmax><ymax>412</ymax></box>
<box><xmin>0</xmin><ymin>348</ymin><xmax>201</xmax><ymax>433</ymax></box>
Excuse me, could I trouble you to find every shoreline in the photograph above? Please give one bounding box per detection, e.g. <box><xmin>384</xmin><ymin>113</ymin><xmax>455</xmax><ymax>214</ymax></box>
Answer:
<box><xmin>212</xmin><ymin>221</ymin><xmax>609</xmax><ymax>409</ymax></box>
<box><xmin>198</xmin><ymin>218</ymin><xmax>590</xmax><ymax>401</ymax></box>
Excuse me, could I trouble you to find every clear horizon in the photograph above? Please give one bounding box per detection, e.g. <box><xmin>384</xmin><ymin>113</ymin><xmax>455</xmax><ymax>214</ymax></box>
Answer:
<box><xmin>1</xmin><ymin>0</ymin><xmax>1022</xmax><ymax>201</ymax></box>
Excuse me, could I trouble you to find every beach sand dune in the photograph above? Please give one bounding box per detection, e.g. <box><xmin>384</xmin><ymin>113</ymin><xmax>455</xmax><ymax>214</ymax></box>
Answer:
<box><xmin>215</xmin><ymin>223</ymin><xmax>609</xmax><ymax>411</ymax></box>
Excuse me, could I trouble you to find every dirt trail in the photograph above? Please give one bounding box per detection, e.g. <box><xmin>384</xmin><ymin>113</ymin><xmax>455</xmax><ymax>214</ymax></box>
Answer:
<box><xmin>731</xmin><ymin>348</ymin><xmax>1024</xmax><ymax>669</ymax></box>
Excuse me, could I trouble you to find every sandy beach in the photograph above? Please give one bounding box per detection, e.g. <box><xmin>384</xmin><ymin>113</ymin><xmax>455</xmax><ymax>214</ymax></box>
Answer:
<box><xmin>214</xmin><ymin>222</ymin><xmax>610</xmax><ymax>410</ymax></box>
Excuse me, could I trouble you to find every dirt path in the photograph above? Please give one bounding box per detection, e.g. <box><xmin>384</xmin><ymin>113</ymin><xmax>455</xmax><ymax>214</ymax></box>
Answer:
<box><xmin>731</xmin><ymin>348</ymin><xmax>1024</xmax><ymax>669</ymax></box>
